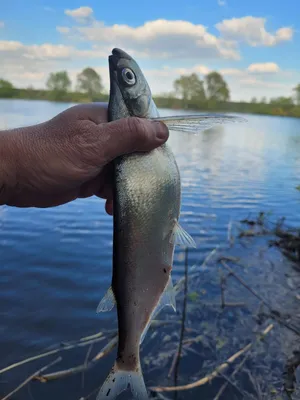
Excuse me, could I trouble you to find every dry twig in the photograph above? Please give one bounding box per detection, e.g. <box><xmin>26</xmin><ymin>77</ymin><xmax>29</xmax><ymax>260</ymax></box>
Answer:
<box><xmin>213</xmin><ymin>354</ymin><xmax>248</xmax><ymax>400</ymax></box>
<box><xmin>1</xmin><ymin>357</ymin><xmax>61</xmax><ymax>400</ymax></box>
<box><xmin>81</xmin><ymin>342</ymin><xmax>94</xmax><ymax>389</ymax></box>
<box><xmin>34</xmin><ymin>334</ymin><xmax>118</xmax><ymax>382</ymax></box>
<box><xmin>0</xmin><ymin>333</ymin><xmax>106</xmax><ymax>375</ymax></box>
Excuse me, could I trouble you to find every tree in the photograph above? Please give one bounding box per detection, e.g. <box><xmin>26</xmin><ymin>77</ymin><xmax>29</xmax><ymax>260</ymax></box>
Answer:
<box><xmin>76</xmin><ymin>67</ymin><xmax>103</xmax><ymax>99</ymax></box>
<box><xmin>189</xmin><ymin>73</ymin><xmax>206</xmax><ymax>103</ymax></box>
<box><xmin>0</xmin><ymin>79</ymin><xmax>14</xmax><ymax>97</ymax></box>
<box><xmin>173</xmin><ymin>73</ymin><xmax>206</xmax><ymax>106</ymax></box>
<box><xmin>269</xmin><ymin>96</ymin><xmax>294</xmax><ymax>105</ymax></box>
<box><xmin>46</xmin><ymin>71</ymin><xmax>71</xmax><ymax>100</ymax></box>
<box><xmin>0</xmin><ymin>79</ymin><xmax>14</xmax><ymax>89</ymax></box>
<box><xmin>260</xmin><ymin>97</ymin><xmax>267</xmax><ymax>104</ymax></box>
<box><xmin>251</xmin><ymin>97</ymin><xmax>257</xmax><ymax>103</ymax></box>
<box><xmin>204</xmin><ymin>72</ymin><xmax>230</xmax><ymax>102</ymax></box>
<box><xmin>293</xmin><ymin>84</ymin><xmax>300</xmax><ymax>105</ymax></box>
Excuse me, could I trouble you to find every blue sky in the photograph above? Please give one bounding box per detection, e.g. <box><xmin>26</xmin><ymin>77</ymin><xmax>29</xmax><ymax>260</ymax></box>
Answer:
<box><xmin>1</xmin><ymin>0</ymin><xmax>299</xmax><ymax>101</ymax></box>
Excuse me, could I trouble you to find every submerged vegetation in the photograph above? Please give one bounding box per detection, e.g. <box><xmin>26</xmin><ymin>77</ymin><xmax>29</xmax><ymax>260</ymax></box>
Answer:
<box><xmin>2</xmin><ymin>212</ymin><xmax>300</xmax><ymax>399</ymax></box>
<box><xmin>2</xmin><ymin>68</ymin><xmax>300</xmax><ymax>118</ymax></box>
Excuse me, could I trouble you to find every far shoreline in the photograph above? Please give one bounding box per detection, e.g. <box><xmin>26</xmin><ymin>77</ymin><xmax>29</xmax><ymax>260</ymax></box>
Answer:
<box><xmin>1</xmin><ymin>95</ymin><xmax>300</xmax><ymax>120</ymax></box>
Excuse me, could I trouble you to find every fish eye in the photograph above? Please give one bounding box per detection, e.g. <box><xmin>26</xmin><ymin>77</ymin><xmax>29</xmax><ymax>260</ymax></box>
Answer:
<box><xmin>121</xmin><ymin>68</ymin><xmax>136</xmax><ymax>86</ymax></box>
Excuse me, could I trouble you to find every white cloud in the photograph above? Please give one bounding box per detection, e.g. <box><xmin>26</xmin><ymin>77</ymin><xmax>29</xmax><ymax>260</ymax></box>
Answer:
<box><xmin>0</xmin><ymin>14</ymin><xmax>296</xmax><ymax>102</ymax></box>
<box><xmin>0</xmin><ymin>21</ymin><xmax>4</xmax><ymax>28</ymax></box>
<box><xmin>65</xmin><ymin>6</ymin><xmax>93</xmax><ymax>22</ymax></box>
<box><xmin>56</xmin><ymin>26</ymin><xmax>70</xmax><ymax>34</ymax></box>
<box><xmin>176</xmin><ymin>65</ymin><xmax>211</xmax><ymax>75</ymax></box>
<box><xmin>238</xmin><ymin>77</ymin><xmax>288</xmax><ymax>89</ymax></box>
<box><xmin>216</xmin><ymin>16</ymin><xmax>293</xmax><ymax>46</ymax></box>
<box><xmin>58</xmin><ymin>19</ymin><xmax>240</xmax><ymax>61</ymax></box>
<box><xmin>218</xmin><ymin>0</ymin><xmax>226</xmax><ymax>6</ymax></box>
<box><xmin>56</xmin><ymin>15</ymin><xmax>293</xmax><ymax>64</ymax></box>
<box><xmin>0</xmin><ymin>39</ymin><xmax>107</xmax><ymax>89</ymax></box>
<box><xmin>0</xmin><ymin>62</ymin><xmax>50</xmax><ymax>88</ymax></box>
<box><xmin>247</xmin><ymin>62</ymin><xmax>280</xmax><ymax>74</ymax></box>
<box><xmin>0</xmin><ymin>41</ymin><xmax>23</xmax><ymax>51</ymax></box>
<box><xmin>219</xmin><ymin>68</ymin><xmax>243</xmax><ymax>76</ymax></box>
<box><xmin>276</xmin><ymin>27</ymin><xmax>294</xmax><ymax>41</ymax></box>
<box><xmin>0</xmin><ymin>40</ymin><xmax>106</xmax><ymax>61</ymax></box>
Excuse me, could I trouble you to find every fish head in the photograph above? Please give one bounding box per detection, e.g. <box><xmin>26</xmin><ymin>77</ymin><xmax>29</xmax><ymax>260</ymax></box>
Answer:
<box><xmin>108</xmin><ymin>48</ymin><xmax>152</xmax><ymax>121</ymax></box>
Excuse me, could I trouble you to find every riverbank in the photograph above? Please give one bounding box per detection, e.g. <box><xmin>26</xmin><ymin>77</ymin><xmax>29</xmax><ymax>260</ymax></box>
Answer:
<box><xmin>154</xmin><ymin>96</ymin><xmax>300</xmax><ymax>118</ymax></box>
<box><xmin>2</xmin><ymin>88</ymin><xmax>300</xmax><ymax>119</ymax></box>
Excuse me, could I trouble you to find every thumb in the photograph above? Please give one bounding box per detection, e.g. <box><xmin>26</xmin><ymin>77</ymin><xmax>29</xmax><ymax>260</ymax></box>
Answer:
<box><xmin>97</xmin><ymin>117</ymin><xmax>169</xmax><ymax>163</ymax></box>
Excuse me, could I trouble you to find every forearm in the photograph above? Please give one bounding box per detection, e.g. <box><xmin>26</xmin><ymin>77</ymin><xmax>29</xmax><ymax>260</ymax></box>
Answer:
<box><xmin>0</xmin><ymin>124</ymin><xmax>43</xmax><ymax>206</ymax></box>
<box><xmin>0</xmin><ymin>122</ymin><xmax>60</xmax><ymax>207</ymax></box>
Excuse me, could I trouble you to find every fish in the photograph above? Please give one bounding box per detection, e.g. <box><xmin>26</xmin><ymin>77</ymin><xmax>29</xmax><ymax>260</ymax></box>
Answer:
<box><xmin>96</xmin><ymin>48</ymin><xmax>246</xmax><ymax>400</ymax></box>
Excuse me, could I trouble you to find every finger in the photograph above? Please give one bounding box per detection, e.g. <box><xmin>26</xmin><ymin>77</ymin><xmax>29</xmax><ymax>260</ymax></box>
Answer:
<box><xmin>78</xmin><ymin>163</ymin><xmax>113</xmax><ymax>199</ymax></box>
<box><xmin>92</xmin><ymin>117</ymin><xmax>169</xmax><ymax>164</ymax></box>
<box><xmin>78</xmin><ymin>177</ymin><xmax>113</xmax><ymax>200</ymax></box>
<box><xmin>95</xmin><ymin>183</ymin><xmax>113</xmax><ymax>201</ymax></box>
<box><xmin>105</xmin><ymin>199</ymin><xmax>113</xmax><ymax>215</ymax></box>
<box><xmin>95</xmin><ymin>164</ymin><xmax>114</xmax><ymax>199</ymax></box>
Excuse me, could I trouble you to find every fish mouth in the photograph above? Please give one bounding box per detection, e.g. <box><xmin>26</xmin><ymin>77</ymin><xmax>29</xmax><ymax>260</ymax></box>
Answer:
<box><xmin>108</xmin><ymin>48</ymin><xmax>132</xmax><ymax>69</ymax></box>
<box><xmin>112</xmin><ymin>48</ymin><xmax>132</xmax><ymax>60</ymax></box>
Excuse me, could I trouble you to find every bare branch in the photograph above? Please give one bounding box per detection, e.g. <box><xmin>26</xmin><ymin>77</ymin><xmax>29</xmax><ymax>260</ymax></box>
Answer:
<box><xmin>150</xmin><ymin>324</ymin><xmax>273</xmax><ymax>393</ymax></box>
<box><xmin>1</xmin><ymin>357</ymin><xmax>62</xmax><ymax>400</ymax></box>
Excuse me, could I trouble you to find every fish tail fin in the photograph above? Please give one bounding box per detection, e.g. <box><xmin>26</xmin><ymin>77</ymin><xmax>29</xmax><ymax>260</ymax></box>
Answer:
<box><xmin>96</xmin><ymin>361</ymin><xmax>148</xmax><ymax>400</ymax></box>
<box><xmin>128</xmin><ymin>365</ymin><xmax>149</xmax><ymax>400</ymax></box>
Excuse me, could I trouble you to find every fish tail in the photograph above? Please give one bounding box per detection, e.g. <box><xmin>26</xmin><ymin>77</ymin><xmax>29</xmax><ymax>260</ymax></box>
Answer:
<box><xmin>96</xmin><ymin>361</ymin><xmax>148</xmax><ymax>400</ymax></box>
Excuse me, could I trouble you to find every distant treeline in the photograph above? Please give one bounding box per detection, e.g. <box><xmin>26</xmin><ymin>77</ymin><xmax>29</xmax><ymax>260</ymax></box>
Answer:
<box><xmin>154</xmin><ymin>97</ymin><xmax>300</xmax><ymax>118</ymax></box>
<box><xmin>1</xmin><ymin>67</ymin><xmax>300</xmax><ymax>118</ymax></box>
<box><xmin>0</xmin><ymin>86</ymin><xmax>109</xmax><ymax>103</ymax></box>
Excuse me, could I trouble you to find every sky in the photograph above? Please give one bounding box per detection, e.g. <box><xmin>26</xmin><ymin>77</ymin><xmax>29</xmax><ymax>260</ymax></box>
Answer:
<box><xmin>1</xmin><ymin>0</ymin><xmax>300</xmax><ymax>101</ymax></box>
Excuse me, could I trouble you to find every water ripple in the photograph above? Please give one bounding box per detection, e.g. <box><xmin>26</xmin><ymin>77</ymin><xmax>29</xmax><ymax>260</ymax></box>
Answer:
<box><xmin>2</xmin><ymin>101</ymin><xmax>300</xmax><ymax>396</ymax></box>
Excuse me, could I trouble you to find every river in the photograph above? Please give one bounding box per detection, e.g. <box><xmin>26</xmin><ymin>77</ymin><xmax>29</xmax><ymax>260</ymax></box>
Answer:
<box><xmin>1</xmin><ymin>99</ymin><xmax>300</xmax><ymax>399</ymax></box>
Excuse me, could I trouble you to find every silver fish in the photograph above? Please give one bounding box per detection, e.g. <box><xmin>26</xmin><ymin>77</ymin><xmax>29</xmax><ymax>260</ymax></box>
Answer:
<box><xmin>96</xmin><ymin>48</ymin><xmax>246</xmax><ymax>400</ymax></box>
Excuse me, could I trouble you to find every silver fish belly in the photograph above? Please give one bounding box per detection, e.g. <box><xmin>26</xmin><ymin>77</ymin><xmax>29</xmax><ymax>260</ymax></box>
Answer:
<box><xmin>113</xmin><ymin>142</ymin><xmax>180</xmax><ymax>363</ymax></box>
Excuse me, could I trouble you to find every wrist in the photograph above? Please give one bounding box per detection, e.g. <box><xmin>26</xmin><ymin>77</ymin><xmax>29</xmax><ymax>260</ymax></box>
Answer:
<box><xmin>0</xmin><ymin>129</ymin><xmax>17</xmax><ymax>205</ymax></box>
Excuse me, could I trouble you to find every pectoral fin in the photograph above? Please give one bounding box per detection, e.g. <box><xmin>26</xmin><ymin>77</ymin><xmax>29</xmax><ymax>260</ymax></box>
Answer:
<box><xmin>96</xmin><ymin>286</ymin><xmax>116</xmax><ymax>313</ymax></box>
<box><xmin>170</xmin><ymin>219</ymin><xmax>197</xmax><ymax>248</ymax></box>
<box><xmin>150</xmin><ymin>114</ymin><xmax>247</xmax><ymax>134</ymax></box>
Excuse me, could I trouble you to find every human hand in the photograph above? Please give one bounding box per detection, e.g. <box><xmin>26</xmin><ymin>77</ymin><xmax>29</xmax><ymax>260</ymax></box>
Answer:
<box><xmin>0</xmin><ymin>103</ymin><xmax>169</xmax><ymax>212</ymax></box>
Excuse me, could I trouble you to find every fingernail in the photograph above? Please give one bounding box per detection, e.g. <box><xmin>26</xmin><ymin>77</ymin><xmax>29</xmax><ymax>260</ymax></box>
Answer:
<box><xmin>153</xmin><ymin>121</ymin><xmax>169</xmax><ymax>141</ymax></box>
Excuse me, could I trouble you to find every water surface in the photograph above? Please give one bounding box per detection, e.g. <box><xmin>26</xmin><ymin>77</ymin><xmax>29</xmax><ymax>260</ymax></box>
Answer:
<box><xmin>1</xmin><ymin>99</ymin><xmax>300</xmax><ymax>399</ymax></box>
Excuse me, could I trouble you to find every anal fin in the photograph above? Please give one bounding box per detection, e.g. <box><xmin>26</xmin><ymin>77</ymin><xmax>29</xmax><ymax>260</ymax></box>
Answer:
<box><xmin>96</xmin><ymin>286</ymin><xmax>116</xmax><ymax>313</ymax></box>
<box><xmin>140</xmin><ymin>276</ymin><xmax>176</xmax><ymax>344</ymax></box>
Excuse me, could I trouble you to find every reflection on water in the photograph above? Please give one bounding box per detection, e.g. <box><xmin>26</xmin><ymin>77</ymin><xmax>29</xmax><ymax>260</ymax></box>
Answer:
<box><xmin>1</xmin><ymin>100</ymin><xmax>300</xmax><ymax>398</ymax></box>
